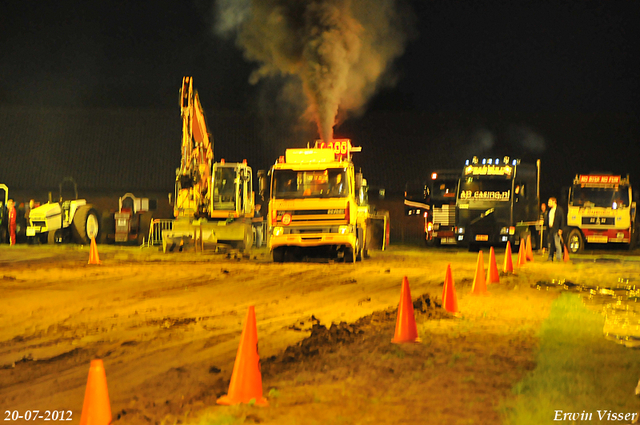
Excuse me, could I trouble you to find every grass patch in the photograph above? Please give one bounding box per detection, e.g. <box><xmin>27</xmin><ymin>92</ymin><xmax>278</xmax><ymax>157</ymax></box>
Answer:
<box><xmin>501</xmin><ymin>292</ymin><xmax>640</xmax><ymax>425</ymax></box>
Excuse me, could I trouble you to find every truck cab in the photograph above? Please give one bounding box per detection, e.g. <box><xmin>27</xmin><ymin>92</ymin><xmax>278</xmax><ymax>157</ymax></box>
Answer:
<box><xmin>565</xmin><ymin>174</ymin><xmax>636</xmax><ymax>253</ymax></box>
<box><xmin>456</xmin><ymin>157</ymin><xmax>540</xmax><ymax>250</ymax></box>
<box><xmin>268</xmin><ymin>139</ymin><xmax>386</xmax><ymax>262</ymax></box>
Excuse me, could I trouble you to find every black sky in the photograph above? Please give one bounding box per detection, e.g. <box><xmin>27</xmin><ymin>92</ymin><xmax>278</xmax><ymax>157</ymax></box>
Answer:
<box><xmin>1</xmin><ymin>0</ymin><xmax>639</xmax><ymax>196</ymax></box>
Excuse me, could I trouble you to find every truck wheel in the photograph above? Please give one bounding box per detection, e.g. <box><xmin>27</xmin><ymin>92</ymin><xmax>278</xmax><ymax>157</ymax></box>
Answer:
<box><xmin>344</xmin><ymin>247</ymin><xmax>355</xmax><ymax>263</ymax></box>
<box><xmin>356</xmin><ymin>229</ymin><xmax>363</xmax><ymax>261</ymax></box>
<box><xmin>628</xmin><ymin>227</ymin><xmax>637</xmax><ymax>250</ymax></box>
<box><xmin>426</xmin><ymin>236</ymin><xmax>440</xmax><ymax>247</ymax></box>
<box><xmin>72</xmin><ymin>205</ymin><xmax>101</xmax><ymax>244</ymax></box>
<box><xmin>47</xmin><ymin>230</ymin><xmax>56</xmax><ymax>244</ymax></box>
<box><xmin>567</xmin><ymin>228</ymin><xmax>584</xmax><ymax>254</ymax></box>
<box><xmin>273</xmin><ymin>247</ymin><xmax>285</xmax><ymax>263</ymax></box>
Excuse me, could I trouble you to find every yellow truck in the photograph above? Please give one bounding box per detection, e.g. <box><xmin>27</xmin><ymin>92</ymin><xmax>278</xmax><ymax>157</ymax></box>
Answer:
<box><xmin>268</xmin><ymin>139</ymin><xmax>388</xmax><ymax>262</ymax></box>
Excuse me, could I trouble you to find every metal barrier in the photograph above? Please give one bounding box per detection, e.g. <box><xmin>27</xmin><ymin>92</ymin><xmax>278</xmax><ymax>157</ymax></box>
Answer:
<box><xmin>147</xmin><ymin>219</ymin><xmax>174</xmax><ymax>246</ymax></box>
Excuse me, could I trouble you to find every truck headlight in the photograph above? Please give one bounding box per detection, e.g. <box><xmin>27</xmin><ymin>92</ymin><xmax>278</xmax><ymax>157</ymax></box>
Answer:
<box><xmin>500</xmin><ymin>226</ymin><xmax>516</xmax><ymax>235</ymax></box>
<box><xmin>338</xmin><ymin>225</ymin><xmax>350</xmax><ymax>234</ymax></box>
<box><xmin>273</xmin><ymin>227</ymin><xmax>283</xmax><ymax>236</ymax></box>
<box><xmin>457</xmin><ymin>227</ymin><xmax>465</xmax><ymax>234</ymax></box>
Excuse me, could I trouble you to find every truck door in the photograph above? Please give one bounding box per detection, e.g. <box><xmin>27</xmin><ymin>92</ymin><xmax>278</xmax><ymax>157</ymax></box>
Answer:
<box><xmin>513</xmin><ymin>181</ymin><xmax>528</xmax><ymax>223</ymax></box>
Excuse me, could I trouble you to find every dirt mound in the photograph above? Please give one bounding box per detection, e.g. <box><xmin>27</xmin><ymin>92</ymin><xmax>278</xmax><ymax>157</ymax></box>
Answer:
<box><xmin>264</xmin><ymin>293</ymin><xmax>451</xmax><ymax>376</ymax></box>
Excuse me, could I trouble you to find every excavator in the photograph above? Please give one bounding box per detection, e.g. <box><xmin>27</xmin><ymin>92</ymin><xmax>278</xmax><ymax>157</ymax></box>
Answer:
<box><xmin>164</xmin><ymin>77</ymin><xmax>255</xmax><ymax>252</ymax></box>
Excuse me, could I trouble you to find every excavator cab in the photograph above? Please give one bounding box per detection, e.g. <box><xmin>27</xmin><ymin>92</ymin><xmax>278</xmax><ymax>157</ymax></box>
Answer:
<box><xmin>211</xmin><ymin>162</ymin><xmax>253</xmax><ymax>216</ymax></box>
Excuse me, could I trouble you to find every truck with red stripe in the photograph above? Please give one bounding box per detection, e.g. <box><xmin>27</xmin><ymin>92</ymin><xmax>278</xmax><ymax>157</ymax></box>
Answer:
<box><xmin>565</xmin><ymin>174</ymin><xmax>637</xmax><ymax>253</ymax></box>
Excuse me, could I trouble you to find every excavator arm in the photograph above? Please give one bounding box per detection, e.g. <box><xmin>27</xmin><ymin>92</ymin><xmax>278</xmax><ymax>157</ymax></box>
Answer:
<box><xmin>175</xmin><ymin>77</ymin><xmax>214</xmax><ymax>217</ymax></box>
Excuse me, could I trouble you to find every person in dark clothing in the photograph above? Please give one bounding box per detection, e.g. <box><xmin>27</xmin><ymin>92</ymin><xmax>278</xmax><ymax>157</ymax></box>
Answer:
<box><xmin>544</xmin><ymin>197</ymin><xmax>566</xmax><ymax>261</ymax></box>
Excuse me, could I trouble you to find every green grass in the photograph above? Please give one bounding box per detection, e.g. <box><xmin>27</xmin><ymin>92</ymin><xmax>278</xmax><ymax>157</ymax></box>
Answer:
<box><xmin>501</xmin><ymin>292</ymin><xmax>640</xmax><ymax>425</ymax></box>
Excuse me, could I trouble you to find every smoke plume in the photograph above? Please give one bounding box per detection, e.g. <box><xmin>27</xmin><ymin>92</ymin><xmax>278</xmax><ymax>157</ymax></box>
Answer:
<box><xmin>215</xmin><ymin>0</ymin><xmax>414</xmax><ymax>142</ymax></box>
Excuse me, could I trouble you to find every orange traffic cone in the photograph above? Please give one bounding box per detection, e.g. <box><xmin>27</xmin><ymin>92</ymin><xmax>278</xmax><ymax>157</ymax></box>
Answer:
<box><xmin>526</xmin><ymin>235</ymin><xmax>534</xmax><ymax>262</ymax></box>
<box><xmin>470</xmin><ymin>250</ymin><xmax>488</xmax><ymax>295</ymax></box>
<box><xmin>488</xmin><ymin>247</ymin><xmax>500</xmax><ymax>284</ymax></box>
<box><xmin>80</xmin><ymin>359</ymin><xmax>112</xmax><ymax>425</ymax></box>
<box><xmin>217</xmin><ymin>306</ymin><xmax>268</xmax><ymax>406</ymax></box>
<box><xmin>391</xmin><ymin>276</ymin><xmax>420</xmax><ymax>343</ymax></box>
<box><xmin>441</xmin><ymin>264</ymin><xmax>459</xmax><ymax>316</ymax></box>
<box><xmin>563</xmin><ymin>243</ymin><xmax>570</xmax><ymax>263</ymax></box>
<box><xmin>88</xmin><ymin>237</ymin><xmax>100</xmax><ymax>265</ymax></box>
<box><xmin>503</xmin><ymin>241</ymin><xmax>514</xmax><ymax>273</ymax></box>
<box><xmin>517</xmin><ymin>239</ymin><xmax>527</xmax><ymax>267</ymax></box>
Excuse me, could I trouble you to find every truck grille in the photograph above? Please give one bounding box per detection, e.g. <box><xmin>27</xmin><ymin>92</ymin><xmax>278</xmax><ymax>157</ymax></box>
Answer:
<box><xmin>433</xmin><ymin>205</ymin><xmax>455</xmax><ymax>226</ymax></box>
<box><xmin>582</xmin><ymin>217</ymin><xmax>615</xmax><ymax>226</ymax></box>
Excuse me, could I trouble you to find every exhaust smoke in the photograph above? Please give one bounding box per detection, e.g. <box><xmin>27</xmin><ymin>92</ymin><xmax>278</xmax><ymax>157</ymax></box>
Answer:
<box><xmin>215</xmin><ymin>0</ymin><xmax>414</xmax><ymax>142</ymax></box>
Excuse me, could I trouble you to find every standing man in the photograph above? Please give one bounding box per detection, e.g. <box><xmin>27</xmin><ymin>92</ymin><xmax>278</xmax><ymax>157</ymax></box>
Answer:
<box><xmin>544</xmin><ymin>197</ymin><xmax>565</xmax><ymax>261</ymax></box>
<box><xmin>7</xmin><ymin>199</ymin><xmax>17</xmax><ymax>246</ymax></box>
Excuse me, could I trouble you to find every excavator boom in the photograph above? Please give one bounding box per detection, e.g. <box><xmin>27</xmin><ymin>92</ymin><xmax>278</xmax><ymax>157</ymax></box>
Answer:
<box><xmin>175</xmin><ymin>76</ymin><xmax>214</xmax><ymax>217</ymax></box>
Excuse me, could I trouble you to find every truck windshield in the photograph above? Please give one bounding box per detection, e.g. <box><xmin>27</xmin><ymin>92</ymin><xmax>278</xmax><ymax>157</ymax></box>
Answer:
<box><xmin>432</xmin><ymin>180</ymin><xmax>458</xmax><ymax>200</ymax></box>
<box><xmin>273</xmin><ymin>169</ymin><xmax>348</xmax><ymax>199</ymax></box>
<box><xmin>213</xmin><ymin>167</ymin><xmax>236</xmax><ymax>210</ymax></box>
<box><xmin>570</xmin><ymin>185</ymin><xmax>630</xmax><ymax>209</ymax></box>
<box><xmin>458</xmin><ymin>178</ymin><xmax>511</xmax><ymax>202</ymax></box>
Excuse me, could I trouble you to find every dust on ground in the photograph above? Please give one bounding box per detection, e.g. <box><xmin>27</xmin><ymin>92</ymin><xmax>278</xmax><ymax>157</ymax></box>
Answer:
<box><xmin>1</xmin><ymin>244</ymin><xmax>638</xmax><ymax>424</ymax></box>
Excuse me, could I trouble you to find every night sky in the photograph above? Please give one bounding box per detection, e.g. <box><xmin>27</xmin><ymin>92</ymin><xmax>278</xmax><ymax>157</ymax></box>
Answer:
<box><xmin>1</xmin><ymin>0</ymin><xmax>639</xmax><ymax>198</ymax></box>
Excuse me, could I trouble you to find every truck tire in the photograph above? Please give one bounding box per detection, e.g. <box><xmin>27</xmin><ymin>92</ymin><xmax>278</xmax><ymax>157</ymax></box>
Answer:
<box><xmin>567</xmin><ymin>228</ymin><xmax>584</xmax><ymax>254</ymax></box>
<box><xmin>72</xmin><ymin>205</ymin><xmax>101</xmax><ymax>244</ymax></box>
<box><xmin>426</xmin><ymin>235</ymin><xmax>440</xmax><ymax>247</ymax></box>
<box><xmin>628</xmin><ymin>227</ymin><xmax>637</xmax><ymax>250</ymax></box>
<box><xmin>272</xmin><ymin>247</ymin><xmax>285</xmax><ymax>262</ymax></box>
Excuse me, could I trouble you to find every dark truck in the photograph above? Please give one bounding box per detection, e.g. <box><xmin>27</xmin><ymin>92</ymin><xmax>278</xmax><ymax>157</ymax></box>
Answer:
<box><xmin>455</xmin><ymin>156</ymin><xmax>540</xmax><ymax>251</ymax></box>
<box><xmin>404</xmin><ymin>170</ymin><xmax>459</xmax><ymax>246</ymax></box>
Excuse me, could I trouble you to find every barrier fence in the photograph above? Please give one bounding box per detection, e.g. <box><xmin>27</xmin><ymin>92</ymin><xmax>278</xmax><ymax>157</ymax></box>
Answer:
<box><xmin>147</xmin><ymin>219</ymin><xmax>174</xmax><ymax>246</ymax></box>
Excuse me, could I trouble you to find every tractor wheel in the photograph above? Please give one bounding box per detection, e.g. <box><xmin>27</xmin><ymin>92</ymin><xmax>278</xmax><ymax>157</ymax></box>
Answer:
<box><xmin>72</xmin><ymin>205</ymin><xmax>101</xmax><ymax>244</ymax></box>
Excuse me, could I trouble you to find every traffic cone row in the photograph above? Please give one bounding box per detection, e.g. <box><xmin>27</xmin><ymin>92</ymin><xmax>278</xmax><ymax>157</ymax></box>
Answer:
<box><xmin>442</xmin><ymin>265</ymin><xmax>459</xmax><ymax>316</ymax></box>
<box><xmin>503</xmin><ymin>241</ymin><xmax>514</xmax><ymax>273</ymax></box>
<box><xmin>488</xmin><ymin>247</ymin><xmax>500</xmax><ymax>284</ymax></box>
<box><xmin>526</xmin><ymin>235</ymin><xmax>534</xmax><ymax>262</ymax></box>
<box><xmin>88</xmin><ymin>237</ymin><xmax>100</xmax><ymax>265</ymax></box>
<box><xmin>80</xmin><ymin>360</ymin><xmax>111</xmax><ymax>425</ymax></box>
<box><xmin>517</xmin><ymin>238</ymin><xmax>527</xmax><ymax>267</ymax></box>
<box><xmin>217</xmin><ymin>306</ymin><xmax>268</xmax><ymax>406</ymax></box>
<box><xmin>77</xmin><ymin>237</ymin><xmax>568</xmax><ymax>416</ymax></box>
<box><xmin>392</xmin><ymin>277</ymin><xmax>421</xmax><ymax>343</ymax></box>
<box><xmin>470</xmin><ymin>250</ymin><xmax>488</xmax><ymax>295</ymax></box>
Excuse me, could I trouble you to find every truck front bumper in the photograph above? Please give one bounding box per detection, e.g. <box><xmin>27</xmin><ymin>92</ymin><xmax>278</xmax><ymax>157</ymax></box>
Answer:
<box><xmin>269</xmin><ymin>225</ymin><xmax>356</xmax><ymax>250</ymax></box>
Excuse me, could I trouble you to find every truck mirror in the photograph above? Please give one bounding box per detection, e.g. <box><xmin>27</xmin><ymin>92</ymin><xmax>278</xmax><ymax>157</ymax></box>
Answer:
<box><xmin>355</xmin><ymin>172</ymin><xmax>363</xmax><ymax>191</ymax></box>
<box><xmin>258</xmin><ymin>170</ymin><xmax>268</xmax><ymax>194</ymax></box>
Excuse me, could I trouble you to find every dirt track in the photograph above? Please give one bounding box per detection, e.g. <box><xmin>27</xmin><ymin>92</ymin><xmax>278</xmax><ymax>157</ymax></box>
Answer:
<box><xmin>1</xmin><ymin>244</ymin><xmax>638</xmax><ymax>424</ymax></box>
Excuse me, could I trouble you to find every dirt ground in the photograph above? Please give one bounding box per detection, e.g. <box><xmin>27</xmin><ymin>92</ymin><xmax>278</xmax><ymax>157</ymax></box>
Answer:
<box><xmin>1</xmin><ymin>243</ymin><xmax>639</xmax><ymax>425</ymax></box>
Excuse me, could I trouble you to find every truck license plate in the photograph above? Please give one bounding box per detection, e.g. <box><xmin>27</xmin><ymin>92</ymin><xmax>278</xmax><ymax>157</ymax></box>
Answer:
<box><xmin>587</xmin><ymin>235</ymin><xmax>608</xmax><ymax>243</ymax></box>
<box><xmin>475</xmin><ymin>234</ymin><xmax>488</xmax><ymax>241</ymax></box>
